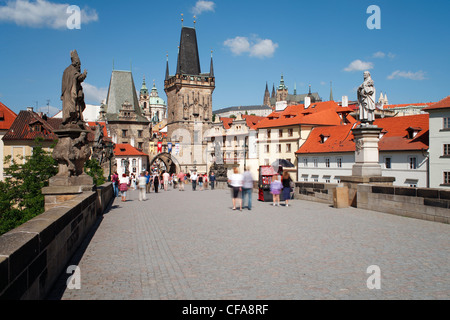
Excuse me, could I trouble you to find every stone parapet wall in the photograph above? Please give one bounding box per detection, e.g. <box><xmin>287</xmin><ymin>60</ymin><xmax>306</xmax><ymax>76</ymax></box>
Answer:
<box><xmin>0</xmin><ymin>183</ymin><xmax>113</xmax><ymax>300</ymax></box>
<box><xmin>293</xmin><ymin>182</ymin><xmax>339</xmax><ymax>205</ymax></box>
<box><xmin>357</xmin><ymin>184</ymin><xmax>450</xmax><ymax>224</ymax></box>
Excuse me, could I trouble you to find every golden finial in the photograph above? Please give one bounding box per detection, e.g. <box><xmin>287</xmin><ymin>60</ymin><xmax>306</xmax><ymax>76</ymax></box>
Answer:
<box><xmin>194</xmin><ymin>15</ymin><xmax>196</xmax><ymax>27</ymax></box>
<box><xmin>181</xmin><ymin>13</ymin><xmax>184</xmax><ymax>26</ymax></box>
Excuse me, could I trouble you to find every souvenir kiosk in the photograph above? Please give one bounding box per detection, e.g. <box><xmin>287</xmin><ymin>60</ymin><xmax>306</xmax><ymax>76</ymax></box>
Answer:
<box><xmin>258</xmin><ymin>165</ymin><xmax>278</xmax><ymax>202</ymax></box>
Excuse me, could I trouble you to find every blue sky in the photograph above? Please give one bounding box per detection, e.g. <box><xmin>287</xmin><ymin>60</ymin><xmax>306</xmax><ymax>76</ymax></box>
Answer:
<box><xmin>0</xmin><ymin>0</ymin><xmax>449</xmax><ymax>116</ymax></box>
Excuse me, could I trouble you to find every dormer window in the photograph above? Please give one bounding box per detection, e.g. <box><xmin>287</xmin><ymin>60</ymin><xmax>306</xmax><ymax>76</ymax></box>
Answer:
<box><xmin>320</xmin><ymin>134</ymin><xmax>329</xmax><ymax>144</ymax></box>
<box><xmin>406</xmin><ymin>127</ymin><xmax>421</xmax><ymax>139</ymax></box>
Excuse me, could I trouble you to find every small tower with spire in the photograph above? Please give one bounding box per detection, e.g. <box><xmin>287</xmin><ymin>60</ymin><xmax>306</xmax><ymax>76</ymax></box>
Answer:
<box><xmin>329</xmin><ymin>81</ymin><xmax>334</xmax><ymax>101</ymax></box>
<box><xmin>139</xmin><ymin>76</ymin><xmax>150</xmax><ymax>114</ymax></box>
<box><xmin>264</xmin><ymin>82</ymin><xmax>271</xmax><ymax>107</ymax></box>
<box><xmin>276</xmin><ymin>74</ymin><xmax>289</xmax><ymax>102</ymax></box>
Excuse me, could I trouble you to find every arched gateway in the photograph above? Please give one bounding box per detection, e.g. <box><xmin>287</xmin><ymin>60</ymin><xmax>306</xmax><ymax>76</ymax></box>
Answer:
<box><xmin>149</xmin><ymin>153</ymin><xmax>180</xmax><ymax>174</ymax></box>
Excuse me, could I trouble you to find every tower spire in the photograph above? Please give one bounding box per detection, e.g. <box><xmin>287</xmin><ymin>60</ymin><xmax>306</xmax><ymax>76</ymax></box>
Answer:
<box><xmin>210</xmin><ymin>50</ymin><xmax>214</xmax><ymax>77</ymax></box>
<box><xmin>329</xmin><ymin>81</ymin><xmax>334</xmax><ymax>101</ymax></box>
<box><xmin>165</xmin><ymin>53</ymin><xmax>170</xmax><ymax>80</ymax></box>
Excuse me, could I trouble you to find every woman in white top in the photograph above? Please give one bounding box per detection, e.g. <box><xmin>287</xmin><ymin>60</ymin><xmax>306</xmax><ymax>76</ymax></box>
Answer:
<box><xmin>228</xmin><ymin>167</ymin><xmax>243</xmax><ymax>211</ymax></box>
<box><xmin>119</xmin><ymin>174</ymin><xmax>130</xmax><ymax>202</ymax></box>
<box><xmin>138</xmin><ymin>172</ymin><xmax>147</xmax><ymax>201</ymax></box>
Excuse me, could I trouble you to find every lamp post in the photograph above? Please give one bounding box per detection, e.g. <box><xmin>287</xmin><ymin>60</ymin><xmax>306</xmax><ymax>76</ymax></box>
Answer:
<box><xmin>242</xmin><ymin>140</ymin><xmax>248</xmax><ymax>171</ymax></box>
<box><xmin>105</xmin><ymin>141</ymin><xmax>115</xmax><ymax>182</ymax></box>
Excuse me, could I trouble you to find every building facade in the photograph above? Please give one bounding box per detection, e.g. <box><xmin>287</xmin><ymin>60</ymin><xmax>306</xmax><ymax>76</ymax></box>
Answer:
<box><xmin>423</xmin><ymin>96</ymin><xmax>450</xmax><ymax>188</ymax></box>
<box><xmin>296</xmin><ymin>114</ymin><xmax>430</xmax><ymax>188</ymax></box>
<box><xmin>104</xmin><ymin>70</ymin><xmax>151</xmax><ymax>153</ymax></box>
<box><xmin>0</xmin><ymin>102</ymin><xmax>17</xmax><ymax>180</ymax></box>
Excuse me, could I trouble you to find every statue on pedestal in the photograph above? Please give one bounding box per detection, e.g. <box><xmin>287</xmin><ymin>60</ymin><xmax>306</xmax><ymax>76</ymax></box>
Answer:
<box><xmin>357</xmin><ymin>71</ymin><xmax>377</xmax><ymax>126</ymax></box>
<box><xmin>50</xmin><ymin>50</ymin><xmax>93</xmax><ymax>185</ymax></box>
<box><xmin>61</xmin><ymin>50</ymin><xmax>88</xmax><ymax>128</ymax></box>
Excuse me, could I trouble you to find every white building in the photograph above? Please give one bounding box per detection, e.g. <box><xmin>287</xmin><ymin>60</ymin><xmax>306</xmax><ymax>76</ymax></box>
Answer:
<box><xmin>53</xmin><ymin>104</ymin><xmax>101</xmax><ymax>122</ymax></box>
<box><xmin>213</xmin><ymin>105</ymin><xmax>273</xmax><ymax>119</ymax></box>
<box><xmin>296</xmin><ymin>114</ymin><xmax>430</xmax><ymax>188</ymax></box>
<box><xmin>423</xmin><ymin>96</ymin><xmax>450</xmax><ymax>188</ymax></box>
<box><xmin>113</xmin><ymin>143</ymin><xmax>149</xmax><ymax>177</ymax></box>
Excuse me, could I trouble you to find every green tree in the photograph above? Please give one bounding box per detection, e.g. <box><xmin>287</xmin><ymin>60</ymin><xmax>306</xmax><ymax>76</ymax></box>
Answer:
<box><xmin>0</xmin><ymin>138</ymin><xmax>58</xmax><ymax>235</ymax></box>
<box><xmin>84</xmin><ymin>158</ymin><xmax>105</xmax><ymax>186</ymax></box>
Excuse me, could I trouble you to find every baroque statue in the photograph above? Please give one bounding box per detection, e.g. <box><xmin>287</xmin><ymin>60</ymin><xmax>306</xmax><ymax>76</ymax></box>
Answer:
<box><xmin>61</xmin><ymin>50</ymin><xmax>88</xmax><ymax>128</ymax></box>
<box><xmin>357</xmin><ymin>71</ymin><xmax>377</xmax><ymax>125</ymax></box>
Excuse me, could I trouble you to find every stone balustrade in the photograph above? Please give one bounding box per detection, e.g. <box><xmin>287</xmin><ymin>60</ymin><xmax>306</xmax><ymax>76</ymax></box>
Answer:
<box><xmin>0</xmin><ymin>183</ymin><xmax>113</xmax><ymax>300</ymax></box>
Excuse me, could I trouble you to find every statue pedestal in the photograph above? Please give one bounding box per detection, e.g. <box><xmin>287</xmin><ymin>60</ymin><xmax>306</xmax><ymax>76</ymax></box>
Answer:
<box><xmin>351</xmin><ymin>124</ymin><xmax>383</xmax><ymax>177</ymax></box>
<box><xmin>43</xmin><ymin>127</ymin><xmax>94</xmax><ymax>210</ymax></box>
<box><xmin>340</xmin><ymin>124</ymin><xmax>395</xmax><ymax>207</ymax></box>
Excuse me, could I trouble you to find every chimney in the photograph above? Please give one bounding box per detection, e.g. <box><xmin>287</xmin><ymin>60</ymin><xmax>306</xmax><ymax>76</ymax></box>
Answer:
<box><xmin>27</xmin><ymin>107</ymin><xmax>34</xmax><ymax>112</ymax></box>
<box><xmin>304</xmin><ymin>96</ymin><xmax>311</xmax><ymax>109</ymax></box>
<box><xmin>342</xmin><ymin>96</ymin><xmax>348</xmax><ymax>107</ymax></box>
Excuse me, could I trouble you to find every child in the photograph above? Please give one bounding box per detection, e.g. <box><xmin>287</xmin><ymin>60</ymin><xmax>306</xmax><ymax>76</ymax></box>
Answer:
<box><xmin>270</xmin><ymin>175</ymin><xmax>282</xmax><ymax>206</ymax></box>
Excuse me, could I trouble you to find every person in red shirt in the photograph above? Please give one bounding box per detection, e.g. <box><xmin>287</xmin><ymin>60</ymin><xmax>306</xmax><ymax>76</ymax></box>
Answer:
<box><xmin>177</xmin><ymin>171</ymin><xmax>185</xmax><ymax>191</ymax></box>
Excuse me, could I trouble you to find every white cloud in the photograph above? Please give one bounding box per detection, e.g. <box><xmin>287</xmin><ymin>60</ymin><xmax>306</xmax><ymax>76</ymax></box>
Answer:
<box><xmin>344</xmin><ymin>60</ymin><xmax>374</xmax><ymax>72</ymax></box>
<box><xmin>83</xmin><ymin>83</ymin><xmax>108</xmax><ymax>104</ymax></box>
<box><xmin>387</xmin><ymin>52</ymin><xmax>396</xmax><ymax>60</ymax></box>
<box><xmin>373</xmin><ymin>51</ymin><xmax>386</xmax><ymax>58</ymax></box>
<box><xmin>387</xmin><ymin>70</ymin><xmax>426</xmax><ymax>81</ymax></box>
<box><xmin>0</xmin><ymin>0</ymin><xmax>98</xmax><ymax>29</ymax></box>
<box><xmin>224</xmin><ymin>36</ymin><xmax>278</xmax><ymax>59</ymax></box>
<box><xmin>192</xmin><ymin>1</ymin><xmax>215</xmax><ymax>15</ymax></box>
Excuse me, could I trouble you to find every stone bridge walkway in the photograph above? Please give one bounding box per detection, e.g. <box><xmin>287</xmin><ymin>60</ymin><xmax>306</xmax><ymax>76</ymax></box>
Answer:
<box><xmin>47</xmin><ymin>185</ymin><xmax>450</xmax><ymax>300</ymax></box>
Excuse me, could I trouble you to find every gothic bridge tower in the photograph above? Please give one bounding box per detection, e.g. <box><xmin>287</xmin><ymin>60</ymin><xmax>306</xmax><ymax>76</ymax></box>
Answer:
<box><xmin>164</xmin><ymin>25</ymin><xmax>215</xmax><ymax>171</ymax></box>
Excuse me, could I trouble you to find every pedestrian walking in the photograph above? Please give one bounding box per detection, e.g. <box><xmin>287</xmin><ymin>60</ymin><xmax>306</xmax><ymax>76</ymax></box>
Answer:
<box><xmin>172</xmin><ymin>173</ymin><xmax>178</xmax><ymax>189</ymax></box>
<box><xmin>145</xmin><ymin>171</ymin><xmax>151</xmax><ymax>193</ymax></box>
<box><xmin>131</xmin><ymin>173</ymin><xmax>136</xmax><ymax>190</ymax></box>
<box><xmin>228</xmin><ymin>167</ymin><xmax>243</xmax><ymax>211</ymax></box>
<box><xmin>191</xmin><ymin>171</ymin><xmax>198</xmax><ymax>191</ymax></box>
<box><xmin>203</xmin><ymin>174</ymin><xmax>208</xmax><ymax>190</ymax></box>
<box><xmin>198</xmin><ymin>173</ymin><xmax>203</xmax><ymax>191</ymax></box>
<box><xmin>163</xmin><ymin>171</ymin><xmax>170</xmax><ymax>191</ymax></box>
<box><xmin>119</xmin><ymin>173</ymin><xmax>130</xmax><ymax>202</ymax></box>
<box><xmin>111</xmin><ymin>171</ymin><xmax>119</xmax><ymax>197</ymax></box>
<box><xmin>153</xmin><ymin>172</ymin><xmax>160</xmax><ymax>193</ymax></box>
<box><xmin>270</xmin><ymin>174</ymin><xmax>282</xmax><ymax>206</ymax></box>
<box><xmin>138</xmin><ymin>172</ymin><xmax>147</xmax><ymax>201</ymax></box>
<box><xmin>177</xmin><ymin>171</ymin><xmax>185</xmax><ymax>191</ymax></box>
<box><xmin>209</xmin><ymin>172</ymin><xmax>216</xmax><ymax>190</ymax></box>
<box><xmin>242</xmin><ymin>168</ymin><xmax>254</xmax><ymax>210</ymax></box>
<box><xmin>282</xmin><ymin>171</ymin><xmax>293</xmax><ymax>207</ymax></box>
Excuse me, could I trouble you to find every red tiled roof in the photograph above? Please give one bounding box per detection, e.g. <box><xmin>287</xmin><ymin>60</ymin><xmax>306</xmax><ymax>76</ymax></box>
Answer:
<box><xmin>422</xmin><ymin>96</ymin><xmax>450</xmax><ymax>111</ymax></box>
<box><xmin>383</xmin><ymin>102</ymin><xmax>434</xmax><ymax>110</ymax></box>
<box><xmin>86</xmin><ymin>121</ymin><xmax>109</xmax><ymax>138</ymax></box>
<box><xmin>2</xmin><ymin>110</ymin><xmax>61</xmax><ymax>141</ymax></box>
<box><xmin>220</xmin><ymin>117</ymin><xmax>234</xmax><ymax>129</ymax></box>
<box><xmin>0</xmin><ymin>102</ymin><xmax>17</xmax><ymax>131</ymax></box>
<box><xmin>255</xmin><ymin>101</ymin><xmax>356</xmax><ymax>129</ymax></box>
<box><xmin>296</xmin><ymin>114</ymin><xmax>429</xmax><ymax>154</ymax></box>
<box><xmin>113</xmin><ymin>143</ymin><xmax>148</xmax><ymax>157</ymax></box>
<box><xmin>242</xmin><ymin>114</ymin><xmax>265</xmax><ymax>129</ymax></box>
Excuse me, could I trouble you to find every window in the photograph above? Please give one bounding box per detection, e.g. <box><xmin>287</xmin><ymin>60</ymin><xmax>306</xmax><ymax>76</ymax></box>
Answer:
<box><xmin>385</xmin><ymin>157</ymin><xmax>392</xmax><ymax>169</ymax></box>
<box><xmin>325</xmin><ymin>158</ymin><xmax>330</xmax><ymax>168</ymax></box>
<box><xmin>313</xmin><ymin>158</ymin><xmax>318</xmax><ymax>168</ymax></box>
<box><xmin>138</xmin><ymin>142</ymin><xmax>144</xmax><ymax>150</ymax></box>
<box><xmin>312</xmin><ymin>175</ymin><xmax>319</xmax><ymax>182</ymax></box>
<box><xmin>444</xmin><ymin>144</ymin><xmax>450</xmax><ymax>156</ymax></box>
<box><xmin>279</xmin><ymin>129</ymin><xmax>283</xmax><ymax>138</ymax></box>
<box><xmin>302</xmin><ymin>175</ymin><xmax>309</xmax><ymax>182</ymax></box>
<box><xmin>277</xmin><ymin>144</ymin><xmax>282</xmax><ymax>153</ymax></box>
<box><xmin>138</xmin><ymin>130</ymin><xmax>143</xmax><ymax>138</ymax></box>
<box><xmin>288</xmin><ymin>129</ymin><xmax>294</xmax><ymax>137</ymax></box>
<box><xmin>324</xmin><ymin>176</ymin><xmax>331</xmax><ymax>183</ymax></box>
<box><xmin>286</xmin><ymin>144</ymin><xmax>291</xmax><ymax>153</ymax></box>
<box><xmin>303</xmin><ymin>158</ymin><xmax>308</xmax><ymax>167</ymax></box>
<box><xmin>335</xmin><ymin>176</ymin><xmax>341</xmax><ymax>183</ymax></box>
<box><xmin>444</xmin><ymin>172</ymin><xmax>450</xmax><ymax>185</ymax></box>
<box><xmin>122</xmin><ymin>130</ymin><xmax>128</xmax><ymax>138</ymax></box>
<box><xmin>267</xmin><ymin>130</ymin><xmax>271</xmax><ymax>139</ymax></box>
<box><xmin>265</xmin><ymin>145</ymin><xmax>270</xmax><ymax>153</ymax></box>
<box><xmin>444</xmin><ymin>118</ymin><xmax>450</xmax><ymax>129</ymax></box>
<box><xmin>408</xmin><ymin>156</ymin><xmax>417</xmax><ymax>170</ymax></box>
<box><xmin>337</xmin><ymin>157</ymin><xmax>342</xmax><ymax>168</ymax></box>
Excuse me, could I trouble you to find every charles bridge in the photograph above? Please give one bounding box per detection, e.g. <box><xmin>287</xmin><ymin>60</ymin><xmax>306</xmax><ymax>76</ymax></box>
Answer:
<box><xmin>0</xmin><ymin>181</ymin><xmax>449</xmax><ymax>300</ymax></box>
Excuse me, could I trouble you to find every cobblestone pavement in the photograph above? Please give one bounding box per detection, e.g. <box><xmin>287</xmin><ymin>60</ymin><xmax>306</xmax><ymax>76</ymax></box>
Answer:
<box><xmin>47</xmin><ymin>185</ymin><xmax>450</xmax><ymax>300</ymax></box>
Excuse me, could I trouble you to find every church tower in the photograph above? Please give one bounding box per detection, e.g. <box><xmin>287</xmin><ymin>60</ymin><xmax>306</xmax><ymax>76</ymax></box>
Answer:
<box><xmin>276</xmin><ymin>74</ymin><xmax>288</xmax><ymax>102</ymax></box>
<box><xmin>164</xmin><ymin>25</ymin><xmax>215</xmax><ymax>171</ymax></box>
<box><xmin>263</xmin><ymin>82</ymin><xmax>271</xmax><ymax>107</ymax></box>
